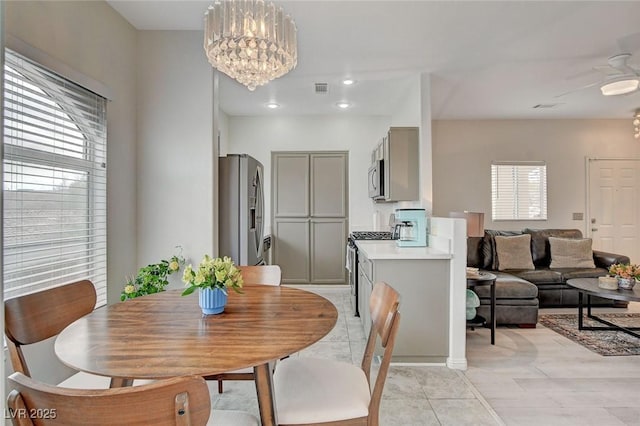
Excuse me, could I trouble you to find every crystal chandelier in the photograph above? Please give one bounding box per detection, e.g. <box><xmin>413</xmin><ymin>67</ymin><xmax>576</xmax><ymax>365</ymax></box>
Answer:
<box><xmin>634</xmin><ymin>110</ymin><xmax>640</xmax><ymax>139</ymax></box>
<box><xmin>203</xmin><ymin>0</ymin><xmax>297</xmax><ymax>91</ymax></box>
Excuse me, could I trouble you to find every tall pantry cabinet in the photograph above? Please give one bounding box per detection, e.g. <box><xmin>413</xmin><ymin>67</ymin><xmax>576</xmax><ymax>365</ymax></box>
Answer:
<box><xmin>272</xmin><ymin>152</ymin><xmax>348</xmax><ymax>284</ymax></box>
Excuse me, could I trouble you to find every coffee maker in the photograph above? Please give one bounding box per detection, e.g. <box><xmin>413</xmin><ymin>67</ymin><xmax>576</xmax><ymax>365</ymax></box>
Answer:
<box><xmin>393</xmin><ymin>208</ymin><xmax>427</xmax><ymax>247</ymax></box>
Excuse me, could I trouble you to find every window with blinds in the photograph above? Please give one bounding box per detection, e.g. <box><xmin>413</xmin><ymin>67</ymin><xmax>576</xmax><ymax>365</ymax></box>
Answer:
<box><xmin>491</xmin><ymin>162</ymin><xmax>547</xmax><ymax>221</ymax></box>
<box><xmin>3</xmin><ymin>49</ymin><xmax>107</xmax><ymax>306</ymax></box>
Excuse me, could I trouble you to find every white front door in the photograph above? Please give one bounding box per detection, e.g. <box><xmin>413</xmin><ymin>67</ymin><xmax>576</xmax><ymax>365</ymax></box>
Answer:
<box><xmin>588</xmin><ymin>158</ymin><xmax>640</xmax><ymax>263</ymax></box>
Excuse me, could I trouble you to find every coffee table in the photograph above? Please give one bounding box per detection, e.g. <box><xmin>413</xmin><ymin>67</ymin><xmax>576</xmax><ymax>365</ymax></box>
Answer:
<box><xmin>566</xmin><ymin>278</ymin><xmax>640</xmax><ymax>338</ymax></box>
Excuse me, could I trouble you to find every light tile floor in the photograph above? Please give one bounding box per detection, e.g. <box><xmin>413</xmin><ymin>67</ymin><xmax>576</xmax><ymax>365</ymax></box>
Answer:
<box><xmin>212</xmin><ymin>286</ymin><xmax>501</xmax><ymax>425</ymax></box>
<box><xmin>466</xmin><ymin>302</ymin><xmax>640</xmax><ymax>426</ymax></box>
<box><xmin>211</xmin><ymin>286</ymin><xmax>640</xmax><ymax>425</ymax></box>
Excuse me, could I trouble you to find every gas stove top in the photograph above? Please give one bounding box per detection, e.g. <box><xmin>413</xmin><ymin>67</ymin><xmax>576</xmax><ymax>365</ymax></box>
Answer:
<box><xmin>350</xmin><ymin>231</ymin><xmax>394</xmax><ymax>240</ymax></box>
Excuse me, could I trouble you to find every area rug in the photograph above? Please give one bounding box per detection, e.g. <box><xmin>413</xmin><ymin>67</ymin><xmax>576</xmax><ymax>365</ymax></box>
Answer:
<box><xmin>538</xmin><ymin>313</ymin><xmax>640</xmax><ymax>356</ymax></box>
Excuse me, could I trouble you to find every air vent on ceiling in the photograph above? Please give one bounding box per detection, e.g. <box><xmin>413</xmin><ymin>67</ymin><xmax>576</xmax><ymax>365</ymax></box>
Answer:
<box><xmin>532</xmin><ymin>103</ymin><xmax>560</xmax><ymax>109</ymax></box>
<box><xmin>315</xmin><ymin>83</ymin><xmax>329</xmax><ymax>94</ymax></box>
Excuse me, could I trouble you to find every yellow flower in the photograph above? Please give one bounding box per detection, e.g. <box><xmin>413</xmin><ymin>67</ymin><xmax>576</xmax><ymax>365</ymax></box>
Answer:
<box><xmin>124</xmin><ymin>284</ymin><xmax>136</xmax><ymax>294</ymax></box>
<box><xmin>182</xmin><ymin>265</ymin><xmax>193</xmax><ymax>283</ymax></box>
<box><xmin>169</xmin><ymin>260</ymin><xmax>180</xmax><ymax>271</ymax></box>
<box><xmin>181</xmin><ymin>254</ymin><xmax>244</xmax><ymax>296</ymax></box>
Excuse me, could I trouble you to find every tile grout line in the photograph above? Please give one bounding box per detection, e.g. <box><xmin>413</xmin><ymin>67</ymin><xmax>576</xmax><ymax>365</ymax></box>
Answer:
<box><xmin>456</xmin><ymin>370</ymin><xmax>506</xmax><ymax>426</ymax></box>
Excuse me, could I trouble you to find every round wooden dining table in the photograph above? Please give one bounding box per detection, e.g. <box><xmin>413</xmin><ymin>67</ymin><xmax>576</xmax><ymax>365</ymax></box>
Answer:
<box><xmin>55</xmin><ymin>285</ymin><xmax>338</xmax><ymax>426</ymax></box>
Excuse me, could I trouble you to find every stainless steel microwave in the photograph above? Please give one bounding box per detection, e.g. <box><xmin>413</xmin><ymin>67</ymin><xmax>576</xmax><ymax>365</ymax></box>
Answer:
<box><xmin>368</xmin><ymin>160</ymin><xmax>384</xmax><ymax>199</ymax></box>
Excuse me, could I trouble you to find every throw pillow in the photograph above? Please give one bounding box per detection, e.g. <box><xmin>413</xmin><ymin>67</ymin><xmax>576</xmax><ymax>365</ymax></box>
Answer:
<box><xmin>548</xmin><ymin>237</ymin><xmax>596</xmax><ymax>268</ymax></box>
<box><xmin>495</xmin><ymin>234</ymin><xmax>535</xmax><ymax>271</ymax></box>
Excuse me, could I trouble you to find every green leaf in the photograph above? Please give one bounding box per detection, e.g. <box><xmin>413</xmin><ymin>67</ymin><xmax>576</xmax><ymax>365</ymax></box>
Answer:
<box><xmin>181</xmin><ymin>286</ymin><xmax>196</xmax><ymax>296</ymax></box>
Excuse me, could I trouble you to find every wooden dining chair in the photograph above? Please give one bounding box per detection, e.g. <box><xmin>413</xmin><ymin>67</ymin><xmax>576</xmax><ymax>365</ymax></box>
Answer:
<box><xmin>206</xmin><ymin>264</ymin><xmax>282</xmax><ymax>393</ymax></box>
<box><xmin>7</xmin><ymin>372</ymin><xmax>259</xmax><ymax>426</ymax></box>
<box><xmin>273</xmin><ymin>281</ymin><xmax>401</xmax><ymax>426</ymax></box>
<box><xmin>4</xmin><ymin>280</ymin><xmax>114</xmax><ymax>388</ymax></box>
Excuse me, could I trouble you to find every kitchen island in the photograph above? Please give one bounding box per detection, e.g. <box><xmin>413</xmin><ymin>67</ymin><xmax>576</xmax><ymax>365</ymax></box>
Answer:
<box><xmin>355</xmin><ymin>217</ymin><xmax>467</xmax><ymax>368</ymax></box>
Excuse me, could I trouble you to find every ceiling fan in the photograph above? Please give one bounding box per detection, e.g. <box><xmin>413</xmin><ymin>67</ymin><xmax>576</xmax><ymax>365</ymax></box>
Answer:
<box><xmin>556</xmin><ymin>53</ymin><xmax>640</xmax><ymax>98</ymax></box>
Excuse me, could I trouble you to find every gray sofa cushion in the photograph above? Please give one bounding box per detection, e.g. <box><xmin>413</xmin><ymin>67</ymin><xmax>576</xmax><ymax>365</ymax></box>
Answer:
<box><xmin>512</xmin><ymin>268</ymin><xmax>564</xmax><ymax>284</ymax></box>
<box><xmin>495</xmin><ymin>234</ymin><xmax>535</xmax><ymax>271</ymax></box>
<box><xmin>523</xmin><ymin>228</ymin><xmax>583</xmax><ymax>267</ymax></box>
<box><xmin>483</xmin><ymin>230</ymin><xmax>523</xmax><ymax>270</ymax></box>
<box><xmin>467</xmin><ymin>237</ymin><xmax>483</xmax><ymax>268</ymax></box>
<box><xmin>559</xmin><ymin>268</ymin><xmax>609</xmax><ymax>280</ymax></box>
<box><xmin>472</xmin><ymin>272</ymin><xmax>538</xmax><ymax>299</ymax></box>
<box><xmin>548</xmin><ymin>237</ymin><xmax>596</xmax><ymax>268</ymax></box>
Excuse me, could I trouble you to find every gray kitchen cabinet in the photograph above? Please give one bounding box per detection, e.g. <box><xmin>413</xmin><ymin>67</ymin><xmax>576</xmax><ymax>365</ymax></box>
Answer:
<box><xmin>311</xmin><ymin>218</ymin><xmax>347</xmax><ymax>283</ymax></box>
<box><xmin>273</xmin><ymin>153</ymin><xmax>310</xmax><ymax>217</ymax></box>
<box><xmin>380</xmin><ymin>127</ymin><xmax>419</xmax><ymax>202</ymax></box>
<box><xmin>358</xmin><ymin>251</ymin><xmax>373</xmax><ymax>332</ymax></box>
<box><xmin>311</xmin><ymin>153</ymin><xmax>347</xmax><ymax>217</ymax></box>
<box><xmin>273</xmin><ymin>151</ymin><xmax>348</xmax><ymax>285</ymax></box>
<box><xmin>360</xmin><ymin>254</ymin><xmax>450</xmax><ymax>363</ymax></box>
<box><xmin>274</xmin><ymin>218</ymin><xmax>310</xmax><ymax>283</ymax></box>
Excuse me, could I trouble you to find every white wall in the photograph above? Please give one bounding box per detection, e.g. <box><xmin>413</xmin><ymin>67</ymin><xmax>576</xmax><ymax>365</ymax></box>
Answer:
<box><xmin>219</xmin><ymin>108</ymin><xmax>230</xmax><ymax>157</ymax></box>
<box><xmin>227</xmin><ymin>115</ymin><xmax>391</xmax><ymax>233</ymax></box>
<box><xmin>136</xmin><ymin>31</ymin><xmax>215</xmax><ymax>274</ymax></box>
<box><xmin>432</xmin><ymin>119</ymin><xmax>640</xmax><ymax>232</ymax></box>
<box><xmin>390</xmin><ymin>75</ymin><xmax>421</xmax><ymax>127</ymax></box>
<box><xmin>4</xmin><ymin>0</ymin><xmax>138</xmax><ymax>384</ymax></box>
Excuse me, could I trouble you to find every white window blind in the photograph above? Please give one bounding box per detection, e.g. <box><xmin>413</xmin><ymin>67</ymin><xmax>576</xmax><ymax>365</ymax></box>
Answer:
<box><xmin>3</xmin><ymin>49</ymin><xmax>107</xmax><ymax>306</ymax></box>
<box><xmin>491</xmin><ymin>162</ymin><xmax>547</xmax><ymax>221</ymax></box>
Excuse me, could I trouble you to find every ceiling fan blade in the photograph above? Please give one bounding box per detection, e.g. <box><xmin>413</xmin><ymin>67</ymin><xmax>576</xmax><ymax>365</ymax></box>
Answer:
<box><xmin>565</xmin><ymin>68</ymin><xmax>600</xmax><ymax>81</ymax></box>
<box><xmin>554</xmin><ymin>81</ymin><xmax>601</xmax><ymax>98</ymax></box>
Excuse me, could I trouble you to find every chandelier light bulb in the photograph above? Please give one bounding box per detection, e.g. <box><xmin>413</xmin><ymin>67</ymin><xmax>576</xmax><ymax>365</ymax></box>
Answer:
<box><xmin>204</xmin><ymin>0</ymin><xmax>297</xmax><ymax>91</ymax></box>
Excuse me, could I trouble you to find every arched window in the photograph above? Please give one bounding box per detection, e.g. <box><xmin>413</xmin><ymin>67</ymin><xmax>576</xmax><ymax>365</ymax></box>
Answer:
<box><xmin>3</xmin><ymin>49</ymin><xmax>107</xmax><ymax>306</ymax></box>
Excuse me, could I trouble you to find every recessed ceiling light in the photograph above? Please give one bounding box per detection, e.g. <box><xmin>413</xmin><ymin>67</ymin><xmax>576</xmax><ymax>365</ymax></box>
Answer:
<box><xmin>336</xmin><ymin>102</ymin><xmax>351</xmax><ymax>109</ymax></box>
<box><xmin>342</xmin><ymin>79</ymin><xmax>356</xmax><ymax>86</ymax></box>
<box><xmin>265</xmin><ymin>102</ymin><xmax>280</xmax><ymax>109</ymax></box>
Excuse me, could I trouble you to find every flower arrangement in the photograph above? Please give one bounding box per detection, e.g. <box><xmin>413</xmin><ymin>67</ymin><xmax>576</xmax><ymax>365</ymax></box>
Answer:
<box><xmin>181</xmin><ymin>255</ymin><xmax>244</xmax><ymax>296</ymax></box>
<box><xmin>121</xmin><ymin>248</ymin><xmax>185</xmax><ymax>301</ymax></box>
<box><xmin>608</xmin><ymin>262</ymin><xmax>640</xmax><ymax>280</ymax></box>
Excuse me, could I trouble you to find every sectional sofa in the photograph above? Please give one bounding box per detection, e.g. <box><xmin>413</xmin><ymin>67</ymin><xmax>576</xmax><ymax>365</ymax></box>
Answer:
<box><xmin>467</xmin><ymin>228</ymin><xmax>630</xmax><ymax>326</ymax></box>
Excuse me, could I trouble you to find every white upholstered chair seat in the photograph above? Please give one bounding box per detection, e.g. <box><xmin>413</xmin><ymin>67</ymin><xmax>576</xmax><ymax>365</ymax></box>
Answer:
<box><xmin>274</xmin><ymin>357</ymin><xmax>371</xmax><ymax>424</ymax></box>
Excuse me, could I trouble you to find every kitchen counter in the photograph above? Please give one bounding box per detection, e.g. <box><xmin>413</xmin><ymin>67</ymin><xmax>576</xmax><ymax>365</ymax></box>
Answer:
<box><xmin>355</xmin><ymin>240</ymin><xmax>451</xmax><ymax>260</ymax></box>
<box><xmin>353</xmin><ymin>217</ymin><xmax>468</xmax><ymax>369</ymax></box>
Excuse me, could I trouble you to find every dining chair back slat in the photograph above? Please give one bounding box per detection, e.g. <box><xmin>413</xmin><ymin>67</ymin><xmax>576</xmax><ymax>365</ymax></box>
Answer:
<box><xmin>363</xmin><ymin>282</ymin><xmax>401</xmax><ymax>424</ymax></box>
<box><xmin>209</xmin><ymin>264</ymin><xmax>282</xmax><ymax>393</ymax></box>
<box><xmin>238</xmin><ymin>265</ymin><xmax>282</xmax><ymax>286</ymax></box>
<box><xmin>7</xmin><ymin>372</ymin><xmax>211</xmax><ymax>426</ymax></box>
<box><xmin>4</xmin><ymin>280</ymin><xmax>97</xmax><ymax>377</ymax></box>
<box><xmin>273</xmin><ymin>281</ymin><xmax>401</xmax><ymax>426</ymax></box>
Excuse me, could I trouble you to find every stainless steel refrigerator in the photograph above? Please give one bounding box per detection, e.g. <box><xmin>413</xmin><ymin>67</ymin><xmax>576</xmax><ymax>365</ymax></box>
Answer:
<box><xmin>219</xmin><ymin>154</ymin><xmax>265</xmax><ymax>265</ymax></box>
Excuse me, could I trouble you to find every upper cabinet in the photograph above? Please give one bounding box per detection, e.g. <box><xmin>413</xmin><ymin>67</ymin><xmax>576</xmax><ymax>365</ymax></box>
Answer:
<box><xmin>374</xmin><ymin>127</ymin><xmax>419</xmax><ymax>202</ymax></box>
